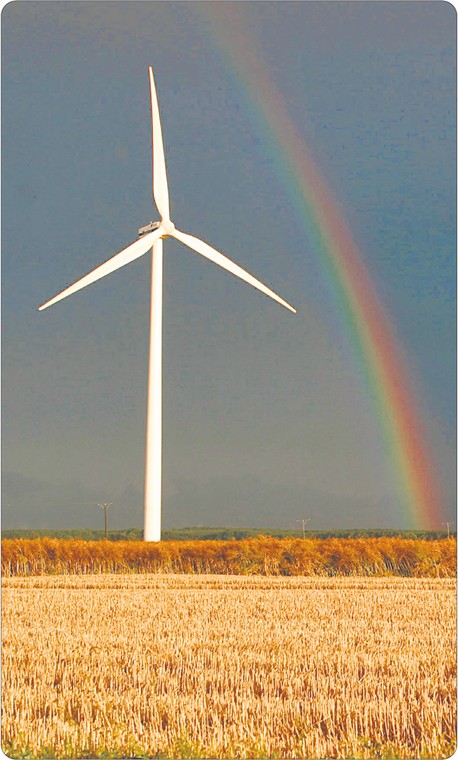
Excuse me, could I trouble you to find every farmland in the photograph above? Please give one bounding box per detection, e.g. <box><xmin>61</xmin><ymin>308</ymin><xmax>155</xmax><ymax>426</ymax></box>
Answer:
<box><xmin>2</xmin><ymin>574</ymin><xmax>456</xmax><ymax>759</ymax></box>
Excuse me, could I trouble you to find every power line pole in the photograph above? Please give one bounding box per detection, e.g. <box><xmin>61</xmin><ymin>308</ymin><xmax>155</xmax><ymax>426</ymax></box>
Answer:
<box><xmin>442</xmin><ymin>521</ymin><xmax>454</xmax><ymax>539</ymax></box>
<box><xmin>296</xmin><ymin>518</ymin><xmax>310</xmax><ymax>538</ymax></box>
<box><xmin>97</xmin><ymin>502</ymin><xmax>112</xmax><ymax>539</ymax></box>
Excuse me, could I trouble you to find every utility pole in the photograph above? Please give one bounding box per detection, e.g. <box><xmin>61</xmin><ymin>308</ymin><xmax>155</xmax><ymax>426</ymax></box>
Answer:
<box><xmin>97</xmin><ymin>502</ymin><xmax>112</xmax><ymax>540</ymax></box>
<box><xmin>296</xmin><ymin>518</ymin><xmax>310</xmax><ymax>538</ymax></box>
<box><xmin>442</xmin><ymin>521</ymin><xmax>454</xmax><ymax>539</ymax></box>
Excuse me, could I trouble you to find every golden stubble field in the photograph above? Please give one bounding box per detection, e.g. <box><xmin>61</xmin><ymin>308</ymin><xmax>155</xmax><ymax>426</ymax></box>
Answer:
<box><xmin>2</xmin><ymin>574</ymin><xmax>456</xmax><ymax>759</ymax></box>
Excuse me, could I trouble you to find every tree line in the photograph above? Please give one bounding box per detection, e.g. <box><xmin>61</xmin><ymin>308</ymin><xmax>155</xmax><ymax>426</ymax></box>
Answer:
<box><xmin>2</xmin><ymin>527</ymin><xmax>454</xmax><ymax>541</ymax></box>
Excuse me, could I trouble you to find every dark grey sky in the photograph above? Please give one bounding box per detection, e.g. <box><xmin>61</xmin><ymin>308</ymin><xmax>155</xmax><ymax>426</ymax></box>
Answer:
<box><xmin>2</xmin><ymin>1</ymin><xmax>456</xmax><ymax>531</ymax></box>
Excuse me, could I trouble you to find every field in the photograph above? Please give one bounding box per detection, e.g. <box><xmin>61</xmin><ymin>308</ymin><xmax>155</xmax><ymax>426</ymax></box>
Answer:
<box><xmin>2</xmin><ymin>574</ymin><xmax>456</xmax><ymax>759</ymax></box>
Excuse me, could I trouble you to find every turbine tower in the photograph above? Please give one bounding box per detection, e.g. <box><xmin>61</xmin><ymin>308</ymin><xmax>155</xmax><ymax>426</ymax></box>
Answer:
<box><xmin>39</xmin><ymin>67</ymin><xmax>296</xmax><ymax>541</ymax></box>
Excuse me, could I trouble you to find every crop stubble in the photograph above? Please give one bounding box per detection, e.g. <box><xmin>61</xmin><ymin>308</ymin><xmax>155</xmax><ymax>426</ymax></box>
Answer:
<box><xmin>2</xmin><ymin>575</ymin><xmax>456</xmax><ymax>759</ymax></box>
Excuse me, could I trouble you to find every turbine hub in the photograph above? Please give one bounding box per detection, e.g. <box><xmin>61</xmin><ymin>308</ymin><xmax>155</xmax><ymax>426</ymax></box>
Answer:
<box><xmin>161</xmin><ymin>219</ymin><xmax>175</xmax><ymax>237</ymax></box>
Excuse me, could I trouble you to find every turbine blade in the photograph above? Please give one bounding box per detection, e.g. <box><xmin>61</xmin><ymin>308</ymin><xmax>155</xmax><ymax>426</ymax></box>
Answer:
<box><xmin>149</xmin><ymin>67</ymin><xmax>170</xmax><ymax>221</ymax></box>
<box><xmin>38</xmin><ymin>227</ymin><xmax>163</xmax><ymax>311</ymax></box>
<box><xmin>171</xmin><ymin>229</ymin><xmax>296</xmax><ymax>313</ymax></box>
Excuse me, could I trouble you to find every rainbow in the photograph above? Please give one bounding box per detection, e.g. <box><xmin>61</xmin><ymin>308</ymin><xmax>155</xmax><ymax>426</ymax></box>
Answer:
<box><xmin>195</xmin><ymin>4</ymin><xmax>444</xmax><ymax>529</ymax></box>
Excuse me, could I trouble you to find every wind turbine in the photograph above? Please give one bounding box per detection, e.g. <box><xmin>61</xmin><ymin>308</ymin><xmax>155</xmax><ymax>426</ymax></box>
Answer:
<box><xmin>39</xmin><ymin>67</ymin><xmax>296</xmax><ymax>542</ymax></box>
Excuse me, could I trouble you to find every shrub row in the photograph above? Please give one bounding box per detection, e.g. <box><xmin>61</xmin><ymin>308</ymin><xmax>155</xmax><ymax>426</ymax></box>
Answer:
<box><xmin>1</xmin><ymin>536</ymin><xmax>456</xmax><ymax>577</ymax></box>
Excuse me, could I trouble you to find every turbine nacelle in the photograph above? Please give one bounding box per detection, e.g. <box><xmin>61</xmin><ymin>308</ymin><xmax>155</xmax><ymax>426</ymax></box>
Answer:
<box><xmin>138</xmin><ymin>219</ymin><xmax>174</xmax><ymax>239</ymax></box>
<box><xmin>139</xmin><ymin>220</ymin><xmax>161</xmax><ymax>236</ymax></box>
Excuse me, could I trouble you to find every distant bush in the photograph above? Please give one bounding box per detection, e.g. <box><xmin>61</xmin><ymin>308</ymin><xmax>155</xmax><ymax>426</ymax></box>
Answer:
<box><xmin>2</xmin><ymin>527</ymin><xmax>453</xmax><ymax>541</ymax></box>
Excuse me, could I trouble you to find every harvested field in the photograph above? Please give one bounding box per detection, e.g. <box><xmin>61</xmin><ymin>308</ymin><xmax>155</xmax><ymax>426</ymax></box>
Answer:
<box><xmin>2</xmin><ymin>574</ymin><xmax>456</xmax><ymax>758</ymax></box>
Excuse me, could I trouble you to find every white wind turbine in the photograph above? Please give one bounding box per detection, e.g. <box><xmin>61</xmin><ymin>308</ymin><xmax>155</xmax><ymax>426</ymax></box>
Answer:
<box><xmin>39</xmin><ymin>67</ymin><xmax>296</xmax><ymax>541</ymax></box>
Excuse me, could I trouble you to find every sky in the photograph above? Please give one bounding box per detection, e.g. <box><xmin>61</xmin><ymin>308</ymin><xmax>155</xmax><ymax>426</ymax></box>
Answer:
<box><xmin>2</xmin><ymin>1</ymin><xmax>456</xmax><ymax>532</ymax></box>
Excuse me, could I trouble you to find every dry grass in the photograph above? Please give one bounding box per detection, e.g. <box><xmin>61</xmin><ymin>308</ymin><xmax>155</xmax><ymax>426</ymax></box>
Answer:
<box><xmin>2</xmin><ymin>574</ymin><xmax>456</xmax><ymax>759</ymax></box>
<box><xmin>2</xmin><ymin>536</ymin><xmax>456</xmax><ymax>577</ymax></box>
